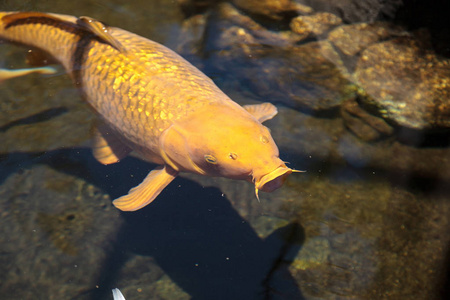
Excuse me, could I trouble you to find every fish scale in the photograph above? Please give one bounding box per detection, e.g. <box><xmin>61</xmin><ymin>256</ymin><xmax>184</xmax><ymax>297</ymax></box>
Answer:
<box><xmin>79</xmin><ymin>27</ymin><xmax>225</xmax><ymax>151</ymax></box>
<box><xmin>0</xmin><ymin>11</ymin><xmax>295</xmax><ymax>211</ymax></box>
<box><xmin>0</xmin><ymin>12</ymin><xmax>214</xmax><ymax>149</ymax></box>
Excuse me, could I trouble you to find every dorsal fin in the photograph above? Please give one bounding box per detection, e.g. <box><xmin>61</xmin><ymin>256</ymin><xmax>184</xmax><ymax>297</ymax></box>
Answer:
<box><xmin>77</xmin><ymin>16</ymin><xmax>126</xmax><ymax>52</ymax></box>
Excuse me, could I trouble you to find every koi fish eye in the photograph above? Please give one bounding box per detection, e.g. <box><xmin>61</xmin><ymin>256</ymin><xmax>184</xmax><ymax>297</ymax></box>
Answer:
<box><xmin>204</xmin><ymin>154</ymin><xmax>217</xmax><ymax>164</ymax></box>
<box><xmin>228</xmin><ymin>152</ymin><xmax>238</xmax><ymax>160</ymax></box>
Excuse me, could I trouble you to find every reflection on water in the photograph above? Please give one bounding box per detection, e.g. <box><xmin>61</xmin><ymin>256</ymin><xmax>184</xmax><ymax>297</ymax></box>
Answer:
<box><xmin>0</xmin><ymin>0</ymin><xmax>449</xmax><ymax>299</ymax></box>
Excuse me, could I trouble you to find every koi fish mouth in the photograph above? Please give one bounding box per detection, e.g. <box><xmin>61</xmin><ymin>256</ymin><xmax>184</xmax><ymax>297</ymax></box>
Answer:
<box><xmin>254</xmin><ymin>165</ymin><xmax>293</xmax><ymax>199</ymax></box>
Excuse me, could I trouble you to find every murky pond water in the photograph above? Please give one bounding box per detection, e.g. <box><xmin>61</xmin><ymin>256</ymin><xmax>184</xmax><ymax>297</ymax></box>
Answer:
<box><xmin>0</xmin><ymin>1</ymin><xmax>449</xmax><ymax>299</ymax></box>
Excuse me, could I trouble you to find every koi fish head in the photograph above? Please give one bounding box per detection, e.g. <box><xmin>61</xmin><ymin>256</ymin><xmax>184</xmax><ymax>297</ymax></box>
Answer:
<box><xmin>160</xmin><ymin>105</ymin><xmax>293</xmax><ymax>197</ymax></box>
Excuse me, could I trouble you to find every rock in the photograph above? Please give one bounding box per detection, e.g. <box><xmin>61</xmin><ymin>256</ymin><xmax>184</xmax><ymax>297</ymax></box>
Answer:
<box><xmin>174</xmin><ymin>14</ymin><xmax>207</xmax><ymax>68</ymax></box>
<box><xmin>282</xmin><ymin>170</ymin><xmax>450</xmax><ymax>300</ymax></box>
<box><xmin>252</xmin><ymin>215</ymin><xmax>290</xmax><ymax>239</ymax></box>
<box><xmin>210</xmin><ymin>41</ymin><xmax>356</xmax><ymax>112</ymax></box>
<box><xmin>232</xmin><ymin>0</ymin><xmax>313</xmax><ymax>20</ymax></box>
<box><xmin>290</xmin><ymin>237</ymin><xmax>331</xmax><ymax>270</ymax></box>
<box><xmin>178</xmin><ymin>0</ymin><xmax>450</xmax><ymax>140</ymax></box>
<box><xmin>341</xmin><ymin>98</ymin><xmax>394</xmax><ymax>141</ymax></box>
<box><xmin>190</xmin><ymin>3</ymin><xmax>450</xmax><ymax>133</ymax></box>
<box><xmin>0</xmin><ymin>165</ymin><xmax>122</xmax><ymax>299</ymax></box>
<box><xmin>200</xmin><ymin>3</ymin><xmax>356</xmax><ymax>112</ymax></box>
<box><xmin>355</xmin><ymin>36</ymin><xmax>450</xmax><ymax>130</ymax></box>
<box><xmin>290</xmin><ymin>12</ymin><xmax>342</xmax><ymax>39</ymax></box>
<box><xmin>328</xmin><ymin>22</ymin><xmax>407</xmax><ymax>57</ymax></box>
<box><xmin>204</xmin><ymin>2</ymin><xmax>295</xmax><ymax>50</ymax></box>
<box><xmin>241</xmin><ymin>41</ymin><xmax>356</xmax><ymax>112</ymax></box>
<box><xmin>154</xmin><ymin>275</ymin><xmax>191</xmax><ymax>300</ymax></box>
<box><xmin>299</xmin><ymin>0</ymin><xmax>403</xmax><ymax>23</ymax></box>
<box><xmin>327</xmin><ymin>22</ymin><xmax>450</xmax><ymax>132</ymax></box>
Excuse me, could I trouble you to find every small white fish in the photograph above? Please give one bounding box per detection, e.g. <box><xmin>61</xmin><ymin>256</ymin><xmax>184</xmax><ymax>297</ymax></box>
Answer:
<box><xmin>112</xmin><ymin>288</ymin><xmax>126</xmax><ymax>300</ymax></box>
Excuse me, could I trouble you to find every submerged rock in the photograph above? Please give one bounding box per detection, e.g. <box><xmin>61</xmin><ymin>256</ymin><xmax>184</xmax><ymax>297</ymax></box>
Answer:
<box><xmin>300</xmin><ymin>0</ymin><xmax>402</xmax><ymax>23</ymax></box>
<box><xmin>198</xmin><ymin>3</ymin><xmax>356</xmax><ymax>113</ymax></box>
<box><xmin>178</xmin><ymin>0</ymin><xmax>450</xmax><ymax>141</ymax></box>
<box><xmin>290</xmin><ymin>12</ymin><xmax>342</xmax><ymax>39</ymax></box>
<box><xmin>243</xmin><ymin>41</ymin><xmax>356</xmax><ymax>112</ymax></box>
<box><xmin>185</xmin><ymin>2</ymin><xmax>450</xmax><ymax>134</ymax></box>
<box><xmin>327</xmin><ymin>22</ymin><xmax>450</xmax><ymax>132</ymax></box>
<box><xmin>355</xmin><ymin>36</ymin><xmax>450</xmax><ymax>130</ymax></box>
<box><xmin>328</xmin><ymin>22</ymin><xmax>406</xmax><ymax>57</ymax></box>
<box><xmin>341</xmin><ymin>98</ymin><xmax>394</xmax><ymax>141</ymax></box>
<box><xmin>232</xmin><ymin>0</ymin><xmax>313</xmax><ymax>20</ymax></box>
<box><xmin>179</xmin><ymin>2</ymin><xmax>450</xmax><ymax>133</ymax></box>
<box><xmin>0</xmin><ymin>165</ymin><xmax>122</xmax><ymax>299</ymax></box>
<box><xmin>290</xmin><ymin>237</ymin><xmax>331</xmax><ymax>270</ymax></box>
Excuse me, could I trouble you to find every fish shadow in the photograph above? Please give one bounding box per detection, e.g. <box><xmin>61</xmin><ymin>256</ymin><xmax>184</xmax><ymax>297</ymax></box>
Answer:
<box><xmin>0</xmin><ymin>107</ymin><xmax>69</xmax><ymax>132</ymax></box>
<box><xmin>0</xmin><ymin>149</ymin><xmax>305</xmax><ymax>300</ymax></box>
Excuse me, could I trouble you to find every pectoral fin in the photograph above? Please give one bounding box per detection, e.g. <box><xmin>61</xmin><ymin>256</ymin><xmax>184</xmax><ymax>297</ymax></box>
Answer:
<box><xmin>92</xmin><ymin>122</ymin><xmax>131</xmax><ymax>165</ymax></box>
<box><xmin>77</xmin><ymin>16</ymin><xmax>126</xmax><ymax>52</ymax></box>
<box><xmin>243</xmin><ymin>102</ymin><xmax>278</xmax><ymax>123</ymax></box>
<box><xmin>113</xmin><ymin>165</ymin><xmax>178</xmax><ymax>211</ymax></box>
<box><xmin>0</xmin><ymin>66</ymin><xmax>57</xmax><ymax>82</ymax></box>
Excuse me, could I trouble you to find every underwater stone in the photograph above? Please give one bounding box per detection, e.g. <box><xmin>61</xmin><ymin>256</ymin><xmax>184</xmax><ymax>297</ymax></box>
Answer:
<box><xmin>328</xmin><ymin>22</ymin><xmax>407</xmax><ymax>57</ymax></box>
<box><xmin>232</xmin><ymin>0</ymin><xmax>313</xmax><ymax>20</ymax></box>
<box><xmin>194</xmin><ymin>3</ymin><xmax>356</xmax><ymax>112</ymax></box>
<box><xmin>341</xmin><ymin>98</ymin><xmax>394</xmax><ymax>141</ymax></box>
<box><xmin>355</xmin><ymin>36</ymin><xmax>450</xmax><ymax>130</ymax></box>
<box><xmin>300</xmin><ymin>0</ymin><xmax>402</xmax><ymax>23</ymax></box>
<box><xmin>290</xmin><ymin>237</ymin><xmax>330</xmax><ymax>270</ymax></box>
<box><xmin>290</xmin><ymin>12</ymin><xmax>342</xmax><ymax>39</ymax></box>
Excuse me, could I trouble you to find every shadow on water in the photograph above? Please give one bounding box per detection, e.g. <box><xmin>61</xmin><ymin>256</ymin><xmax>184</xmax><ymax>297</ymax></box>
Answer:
<box><xmin>0</xmin><ymin>107</ymin><xmax>69</xmax><ymax>132</ymax></box>
<box><xmin>0</xmin><ymin>149</ymin><xmax>305</xmax><ymax>300</ymax></box>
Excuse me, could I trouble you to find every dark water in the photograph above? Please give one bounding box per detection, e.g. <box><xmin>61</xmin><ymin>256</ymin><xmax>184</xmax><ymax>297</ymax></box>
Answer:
<box><xmin>0</xmin><ymin>1</ymin><xmax>449</xmax><ymax>300</ymax></box>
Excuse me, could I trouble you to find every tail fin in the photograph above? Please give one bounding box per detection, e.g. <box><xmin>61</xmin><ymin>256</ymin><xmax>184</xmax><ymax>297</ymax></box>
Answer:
<box><xmin>0</xmin><ymin>11</ymin><xmax>81</xmax><ymax>69</ymax></box>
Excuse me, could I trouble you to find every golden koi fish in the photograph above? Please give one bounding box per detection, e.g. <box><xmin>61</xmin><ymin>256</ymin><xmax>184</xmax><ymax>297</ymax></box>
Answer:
<box><xmin>0</xmin><ymin>11</ymin><xmax>296</xmax><ymax>211</ymax></box>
